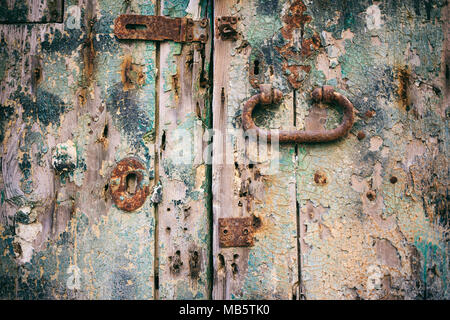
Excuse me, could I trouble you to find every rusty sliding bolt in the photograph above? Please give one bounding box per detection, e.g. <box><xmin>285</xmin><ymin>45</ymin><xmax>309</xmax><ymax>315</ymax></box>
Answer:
<box><xmin>114</xmin><ymin>14</ymin><xmax>208</xmax><ymax>43</ymax></box>
<box><xmin>242</xmin><ymin>84</ymin><xmax>355</xmax><ymax>143</ymax></box>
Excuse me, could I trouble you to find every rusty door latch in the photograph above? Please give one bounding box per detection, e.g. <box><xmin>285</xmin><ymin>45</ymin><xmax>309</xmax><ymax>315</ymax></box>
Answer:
<box><xmin>114</xmin><ymin>14</ymin><xmax>208</xmax><ymax>43</ymax></box>
<box><xmin>242</xmin><ymin>84</ymin><xmax>355</xmax><ymax>143</ymax></box>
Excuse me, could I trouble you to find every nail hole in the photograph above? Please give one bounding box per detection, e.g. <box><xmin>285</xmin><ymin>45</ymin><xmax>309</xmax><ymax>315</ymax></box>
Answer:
<box><xmin>366</xmin><ymin>190</ymin><xmax>376</xmax><ymax>201</ymax></box>
<box><xmin>103</xmin><ymin>124</ymin><xmax>108</xmax><ymax>138</ymax></box>
<box><xmin>252</xmin><ymin>216</ymin><xmax>261</xmax><ymax>228</ymax></box>
<box><xmin>357</xmin><ymin>131</ymin><xmax>366</xmax><ymax>140</ymax></box>
<box><xmin>218</xmin><ymin>254</ymin><xmax>225</xmax><ymax>269</ymax></box>
<box><xmin>243</xmin><ymin>228</ymin><xmax>248</xmax><ymax>235</ymax></box>
<box><xmin>231</xmin><ymin>262</ymin><xmax>238</xmax><ymax>275</ymax></box>
<box><xmin>223</xmin><ymin>229</ymin><xmax>228</xmax><ymax>235</ymax></box>
<box><xmin>390</xmin><ymin>176</ymin><xmax>398</xmax><ymax>184</ymax></box>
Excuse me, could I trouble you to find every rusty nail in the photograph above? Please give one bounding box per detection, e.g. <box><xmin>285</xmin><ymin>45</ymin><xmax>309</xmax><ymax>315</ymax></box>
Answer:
<box><xmin>200</xmin><ymin>18</ymin><xmax>208</xmax><ymax>28</ymax></box>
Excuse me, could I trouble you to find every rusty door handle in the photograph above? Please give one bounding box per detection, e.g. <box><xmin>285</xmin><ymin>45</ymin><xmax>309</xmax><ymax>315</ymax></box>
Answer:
<box><xmin>242</xmin><ymin>84</ymin><xmax>355</xmax><ymax>143</ymax></box>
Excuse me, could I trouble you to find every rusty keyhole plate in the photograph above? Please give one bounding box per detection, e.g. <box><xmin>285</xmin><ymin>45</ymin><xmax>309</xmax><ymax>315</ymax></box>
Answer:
<box><xmin>110</xmin><ymin>157</ymin><xmax>150</xmax><ymax>212</ymax></box>
<box><xmin>219</xmin><ymin>217</ymin><xmax>255</xmax><ymax>247</ymax></box>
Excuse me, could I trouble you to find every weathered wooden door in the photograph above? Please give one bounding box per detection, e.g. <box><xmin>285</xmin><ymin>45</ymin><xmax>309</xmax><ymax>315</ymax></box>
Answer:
<box><xmin>0</xmin><ymin>0</ymin><xmax>448</xmax><ymax>300</ymax></box>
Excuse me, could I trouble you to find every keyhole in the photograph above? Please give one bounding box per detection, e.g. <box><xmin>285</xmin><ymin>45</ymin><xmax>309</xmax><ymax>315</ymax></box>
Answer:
<box><xmin>126</xmin><ymin>173</ymin><xmax>137</xmax><ymax>195</ymax></box>
<box><xmin>253</xmin><ymin>60</ymin><xmax>260</xmax><ymax>75</ymax></box>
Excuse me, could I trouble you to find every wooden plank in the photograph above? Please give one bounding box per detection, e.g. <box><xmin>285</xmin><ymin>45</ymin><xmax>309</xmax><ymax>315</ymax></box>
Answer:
<box><xmin>294</xmin><ymin>0</ymin><xmax>449</xmax><ymax>300</ymax></box>
<box><xmin>212</xmin><ymin>0</ymin><xmax>298</xmax><ymax>299</ymax></box>
<box><xmin>0</xmin><ymin>0</ymin><xmax>157</xmax><ymax>299</ymax></box>
<box><xmin>0</xmin><ymin>0</ymin><xmax>64</xmax><ymax>23</ymax></box>
<box><xmin>156</xmin><ymin>0</ymin><xmax>211</xmax><ymax>299</ymax></box>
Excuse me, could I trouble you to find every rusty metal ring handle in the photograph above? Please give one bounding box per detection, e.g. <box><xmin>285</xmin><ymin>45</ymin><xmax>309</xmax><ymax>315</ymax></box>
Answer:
<box><xmin>242</xmin><ymin>84</ymin><xmax>355</xmax><ymax>143</ymax></box>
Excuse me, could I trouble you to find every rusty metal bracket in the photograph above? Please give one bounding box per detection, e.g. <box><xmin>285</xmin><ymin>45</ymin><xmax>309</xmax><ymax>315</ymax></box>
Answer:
<box><xmin>219</xmin><ymin>217</ymin><xmax>255</xmax><ymax>248</ymax></box>
<box><xmin>242</xmin><ymin>84</ymin><xmax>355</xmax><ymax>143</ymax></box>
<box><xmin>114</xmin><ymin>14</ymin><xmax>209</xmax><ymax>43</ymax></box>
<box><xmin>216</xmin><ymin>16</ymin><xmax>238</xmax><ymax>41</ymax></box>
<box><xmin>109</xmin><ymin>157</ymin><xmax>150</xmax><ymax>212</ymax></box>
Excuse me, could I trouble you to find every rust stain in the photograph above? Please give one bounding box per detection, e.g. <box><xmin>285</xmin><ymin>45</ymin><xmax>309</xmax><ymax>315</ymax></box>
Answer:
<box><xmin>276</xmin><ymin>0</ymin><xmax>321</xmax><ymax>89</ymax></box>
<box><xmin>284</xmin><ymin>65</ymin><xmax>311</xmax><ymax>89</ymax></box>
<box><xmin>395</xmin><ymin>66</ymin><xmax>411</xmax><ymax>111</ymax></box>
<box><xmin>357</xmin><ymin>131</ymin><xmax>366</xmax><ymax>140</ymax></box>
<box><xmin>169</xmin><ymin>250</ymin><xmax>183</xmax><ymax>274</ymax></box>
<box><xmin>83</xmin><ymin>18</ymin><xmax>96</xmax><ymax>86</ymax></box>
<box><xmin>313</xmin><ymin>170</ymin><xmax>327</xmax><ymax>185</ymax></box>
<box><xmin>365</xmin><ymin>109</ymin><xmax>376</xmax><ymax>118</ymax></box>
<box><xmin>188</xmin><ymin>249</ymin><xmax>201</xmax><ymax>279</ymax></box>
<box><xmin>78</xmin><ymin>88</ymin><xmax>87</xmax><ymax>106</ymax></box>
<box><xmin>109</xmin><ymin>157</ymin><xmax>150</xmax><ymax>212</ymax></box>
<box><xmin>121</xmin><ymin>55</ymin><xmax>145</xmax><ymax>91</ymax></box>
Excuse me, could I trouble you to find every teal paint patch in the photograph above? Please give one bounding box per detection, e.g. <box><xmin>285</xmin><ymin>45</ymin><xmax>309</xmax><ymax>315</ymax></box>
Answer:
<box><xmin>163</xmin><ymin>0</ymin><xmax>190</xmax><ymax>17</ymax></box>
<box><xmin>240</xmin><ymin>146</ymin><xmax>297</xmax><ymax>299</ymax></box>
<box><xmin>246</xmin><ymin>15</ymin><xmax>283</xmax><ymax>47</ymax></box>
<box><xmin>15</xmin><ymin>89</ymin><xmax>66</xmax><ymax>128</ymax></box>
<box><xmin>0</xmin><ymin>105</ymin><xmax>13</xmax><ymax>143</ymax></box>
<box><xmin>414</xmin><ymin>236</ymin><xmax>448</xmax><ymax>298</ymax></box>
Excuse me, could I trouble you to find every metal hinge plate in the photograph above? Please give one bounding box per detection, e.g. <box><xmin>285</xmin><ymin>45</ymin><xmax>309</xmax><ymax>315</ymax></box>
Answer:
<box><xmin>114</xmin><ymin>14</ymin><xmax>209</xmax><ymax>43</ymax></box>
<box><xmin>219</xmin><ymin>217</ymin><xmax>255</xmax><ymax>248</ymax></box>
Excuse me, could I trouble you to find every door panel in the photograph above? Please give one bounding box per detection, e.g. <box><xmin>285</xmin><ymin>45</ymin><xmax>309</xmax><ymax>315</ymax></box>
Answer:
<box><xmin>0</xmin><ymin>0</ymin><xmax>448</xmax><ymax>300</ymax></box>
<box><xmin>156</xmin><ymin>0</ymin><xmax>212</xmax><ymax>299</ymax></box>
<box><xmin>211</xmin><ymin>0</ymin><xmax>448</xmax><ymax>300</ymax></box>
<box><xmin>212</xmin><ymin>0</ymin><xmax>298</xmax><ymax>299</ymax></box>
<box><xmin>0</xmin><ymin>0</ymin><xmax>157</xmax><ymax>299</ymax></box>
<box><xmin>294</xmin><ymin>0</ymin><xmax>448</xmax><ymax>300</ymax></box>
